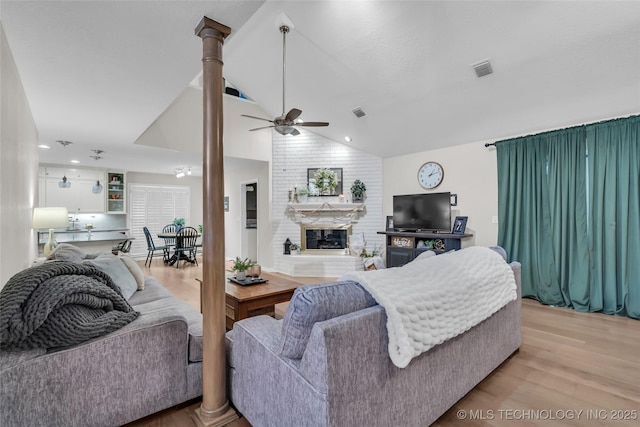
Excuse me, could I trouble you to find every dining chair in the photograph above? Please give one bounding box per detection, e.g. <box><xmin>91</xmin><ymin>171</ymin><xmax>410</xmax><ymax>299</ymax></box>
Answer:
<box><xmin>161</xmin><ymin>224</ymin><xmax>177</xmax><ymax>250</ymax></box>
<box><xmin>174</xmin><ymin>226</ymin><xmax>199</xmax><ymax>268</ymax></box>
<box><xmin>143</xmin><ymin>227</ymin><xmax>169</xmax><ymax>267</ymax></box>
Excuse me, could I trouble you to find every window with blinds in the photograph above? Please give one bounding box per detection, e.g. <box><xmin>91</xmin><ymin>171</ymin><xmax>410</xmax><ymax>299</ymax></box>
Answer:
<box><xmin>128</xmin><ymin>184</ymin><xmax>190</xmax><ymax>257</ymax></box>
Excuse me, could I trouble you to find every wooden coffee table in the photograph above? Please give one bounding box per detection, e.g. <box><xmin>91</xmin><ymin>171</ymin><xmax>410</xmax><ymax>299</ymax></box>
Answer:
<box><xmin>197</xmin><ymin>272</ymin><xmax>303</xmax><ymax>330</ymax></box>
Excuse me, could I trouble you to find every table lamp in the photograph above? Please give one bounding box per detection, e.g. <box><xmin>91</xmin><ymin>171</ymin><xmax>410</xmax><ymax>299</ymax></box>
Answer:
<box><xmin>32</xmin><ymin>207</ymin><xmax>69</xmax><ymax>256</ymax></box>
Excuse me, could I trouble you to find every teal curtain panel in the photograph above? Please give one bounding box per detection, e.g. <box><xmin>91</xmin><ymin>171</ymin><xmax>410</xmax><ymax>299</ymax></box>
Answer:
<box><xmin>496</xmin><ymin>115</ymin><xmax>639</xmax><ymax>319</ymax></box>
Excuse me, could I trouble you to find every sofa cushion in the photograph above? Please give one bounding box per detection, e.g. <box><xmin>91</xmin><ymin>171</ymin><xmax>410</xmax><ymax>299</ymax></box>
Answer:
<box><xmin>129</xmin><ymin>277</ymin><xmax>174</xmax><ymax>306</ymax></box>
<box><xmin>46</xmin><ymin>243</ymin><xmax>88</xmax><ymax>263</ymax></box>
<box><xmin>131</xmin><ymin>277</ymin><xmax>203</xmax><ymax>362</ymax></box>
<box><xmin>118</xmin><ymin>255</ymin><xmax>145</xmax><ymax>290</ymax></box>
<box><xmin>278</xmin><ymin>281</ymin><xmax>377</xmax><ymax>359</ymax></box>
<box><xmin>83</xmin><ymin>254</ymin><xmax>137</xmax><ymax>300</ymax></box>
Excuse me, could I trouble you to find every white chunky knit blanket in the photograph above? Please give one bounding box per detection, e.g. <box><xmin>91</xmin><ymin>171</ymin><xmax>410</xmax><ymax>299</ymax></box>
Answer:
<box><xmin>340</xmin><ymin>246</ymin><xmax>517</xmax><ymax>368</ymax></box>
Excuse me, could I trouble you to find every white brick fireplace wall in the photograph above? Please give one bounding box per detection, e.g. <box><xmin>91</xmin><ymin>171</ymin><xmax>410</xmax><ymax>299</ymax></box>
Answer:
<box><xmin>272</xmin><ymin>132</ymin><xmax>383</xmax><ymax>277</ymax></box>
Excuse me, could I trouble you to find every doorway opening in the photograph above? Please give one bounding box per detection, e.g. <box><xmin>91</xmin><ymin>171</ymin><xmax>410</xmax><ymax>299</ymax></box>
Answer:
<box><xmin>242</xmin><ymin>182</ymin><xmax>258</xmax><ymax>262</ymax></box>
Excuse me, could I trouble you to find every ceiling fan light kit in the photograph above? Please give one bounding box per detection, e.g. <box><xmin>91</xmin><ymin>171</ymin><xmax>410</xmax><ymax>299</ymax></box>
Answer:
<box><xmin>242</xmin><ymin>24</ymin><xmax>329</xmax><ymax>136</ymax></box>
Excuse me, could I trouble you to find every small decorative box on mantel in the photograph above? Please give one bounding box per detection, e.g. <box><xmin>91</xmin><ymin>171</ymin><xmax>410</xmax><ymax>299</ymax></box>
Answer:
<box><xmin>391</xmin><ymin>236</ymin><xmax>414</xmax><ymax>248</ymax></box>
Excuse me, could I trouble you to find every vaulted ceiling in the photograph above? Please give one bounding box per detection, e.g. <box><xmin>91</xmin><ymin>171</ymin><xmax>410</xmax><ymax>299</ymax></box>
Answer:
<box><xmin>2</xmin><ymin>1</ymin><xmax>639</xmax><ymax>175</ymax></box>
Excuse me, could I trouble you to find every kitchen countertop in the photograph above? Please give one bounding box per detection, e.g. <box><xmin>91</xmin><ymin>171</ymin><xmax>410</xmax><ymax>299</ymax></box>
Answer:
<box><xmin>43</xmin><ymin>228</ymin><xmax>131</xmax><ymax>234</ymax></box>
<box><xmin>37</xmin><ymin>229</ymin><xmax>132</xmax><ymax>244</ymax></box>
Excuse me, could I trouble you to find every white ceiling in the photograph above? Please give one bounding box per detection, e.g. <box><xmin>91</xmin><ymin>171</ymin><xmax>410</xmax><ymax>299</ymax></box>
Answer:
<box><xmin>2</xmin><ymin>1</ymin><xmax>639</xmax><ymax>176</ymax></box>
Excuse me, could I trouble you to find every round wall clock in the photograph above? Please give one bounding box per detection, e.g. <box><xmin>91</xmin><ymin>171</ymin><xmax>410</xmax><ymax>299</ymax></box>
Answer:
<box><xmin>417</xmin><ymin>161</ymin><xmax>444</xmax><ymax>189</ymax></box>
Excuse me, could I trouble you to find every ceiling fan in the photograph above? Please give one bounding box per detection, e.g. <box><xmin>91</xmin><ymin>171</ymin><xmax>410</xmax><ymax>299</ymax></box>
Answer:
<box><xmin>242</xmin><ymin>25</ymin><xmax>329</xmax><ymax>136</ymax></box>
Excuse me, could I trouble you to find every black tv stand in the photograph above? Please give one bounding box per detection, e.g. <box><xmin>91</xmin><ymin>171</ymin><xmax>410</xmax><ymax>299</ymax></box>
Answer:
<box><xmin>377</xmin><ymin>230</ymin><xmax>473</xmax><ymax>268</ymax></box>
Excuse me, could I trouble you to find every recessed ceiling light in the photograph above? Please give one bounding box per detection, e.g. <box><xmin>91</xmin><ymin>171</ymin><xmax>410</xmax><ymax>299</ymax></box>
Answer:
<box><xmin>70</xmin><ymin>160</ymin><xmax>80</xmax><ymax>164</ymax></box>
<box><xmin>38</xmin><ymin>144</ymin><xmax>50</xmax><ymax>149</ymax></box>
<box><xmin>344</xmin><ymin>136</ymin><xmax>352</xmax><ymax>142</ymax></box>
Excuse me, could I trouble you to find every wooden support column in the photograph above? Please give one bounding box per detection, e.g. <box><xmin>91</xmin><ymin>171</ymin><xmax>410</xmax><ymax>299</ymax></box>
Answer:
<box><xmin>192</xmin><ymin>17</ymin><xmax>237</xmax><ymax>427</ymax></box>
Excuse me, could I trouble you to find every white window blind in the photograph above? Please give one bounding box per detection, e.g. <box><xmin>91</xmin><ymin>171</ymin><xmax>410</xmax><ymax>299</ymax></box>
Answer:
<box><xmin>128</xmin><ymin>184</ymin><xmax>190</xmax><ymax>257</ymax></box>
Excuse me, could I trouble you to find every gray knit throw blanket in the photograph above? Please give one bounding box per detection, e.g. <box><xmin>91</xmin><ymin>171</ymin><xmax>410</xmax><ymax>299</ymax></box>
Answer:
<box><xmin>0</xmin><ymin>261</ymin><xmax>139</xmax><ymax>350</ymax></box>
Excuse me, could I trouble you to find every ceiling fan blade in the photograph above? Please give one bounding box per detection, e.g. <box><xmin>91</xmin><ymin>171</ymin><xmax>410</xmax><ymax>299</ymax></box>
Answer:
<box><xmin>242</xmin><ymin>114</ymin><xmax>274</xmax><ymax>123</ymax></box>
<box><xmin>249</xmin><ymin>125</ymin><xmax>275</xmax><ymax>131</ymax></box>
<box><xmin>298</xmin><ymin>121</ymin><xmax>330</xmax><ymax>127</ymax></box>
<box><xmin>285</xmin><ymin>108</ymin><xmax>302</xmax><ymax>122</ymax></box>
<box><xmin>290</xmin><ymin>128</ymin><xmax>301</xmax><ymax>136</ymax></box>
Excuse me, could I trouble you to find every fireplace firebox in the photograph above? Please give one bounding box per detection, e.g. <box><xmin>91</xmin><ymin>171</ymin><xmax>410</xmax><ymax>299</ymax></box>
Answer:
<box><xmin>301</xmin><ymin>225</ymin><xmax>352</xmax><ymax>253</ymax></box>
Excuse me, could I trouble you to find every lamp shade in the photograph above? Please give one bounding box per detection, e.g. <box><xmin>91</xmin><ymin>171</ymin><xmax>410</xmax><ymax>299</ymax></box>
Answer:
<box><xmin>32</xmin><ymin>207</ymin><xmax>69</xmax><ymax>229</ymax></box>
<box><xmin>33</xmin><ymin>207</ymin><xmax>69</xmax><ymax>257</ymax></box>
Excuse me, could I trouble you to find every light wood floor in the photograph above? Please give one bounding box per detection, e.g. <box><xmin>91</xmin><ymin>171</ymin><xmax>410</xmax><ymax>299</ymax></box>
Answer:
<box><xmin>126</xmin><ymin>258</ymin><xmax>640</xmax><ymax>426</ymax></box>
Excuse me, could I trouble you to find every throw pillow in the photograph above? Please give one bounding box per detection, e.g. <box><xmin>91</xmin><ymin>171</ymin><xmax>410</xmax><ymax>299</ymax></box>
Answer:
<box><xmin>278</xmin><ymin>281</ymin><xmax>377</xmax><ymax>359</ymax></box>
<box><xmin>46</xmin><ymin>243</ymin><xmax>87</xmax><ymax>263</ymax></box>
<box><xmin>118</xmin><ymin>255</ymin><xmax>145</xmax><ymax>290</ymax></box>
<box><xmin>83</xmin><ymin>254</ymin><xmax>138</xmax><ymax>300</ymax></box>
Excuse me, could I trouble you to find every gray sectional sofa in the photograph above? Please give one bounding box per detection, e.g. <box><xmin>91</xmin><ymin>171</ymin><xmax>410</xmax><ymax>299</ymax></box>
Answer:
<box><xmin>226</xmin><ymin>258</ymin><xmax>522</xmax><ymax>426</ymax></box>
<box><xmin>0</xmin><ymin>274</ymin><xmax>203</xmax><ymax>426</ymax></box>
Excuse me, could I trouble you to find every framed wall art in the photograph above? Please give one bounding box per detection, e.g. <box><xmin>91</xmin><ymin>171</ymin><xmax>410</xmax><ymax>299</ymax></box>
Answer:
<box><xmin>307</xmin><ymin>167</ymin><xmax>343</xmax><ymax>196</ymax></box>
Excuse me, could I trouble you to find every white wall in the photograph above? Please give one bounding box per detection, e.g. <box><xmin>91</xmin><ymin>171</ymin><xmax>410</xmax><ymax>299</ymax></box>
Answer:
<box><xmin>384</xmin><ymin>142</ymin><xmax>498</xmax><ymax>248</ymax></box>
<box><xmin>0</xmin><ymin>23</ymin><xmax>40</xmax><ymax>288</ymax></box>
<box><xmin>271</xmin><ymin>131</ymin><xmax>383</xmax><ymax>267</ymax></box>
<box><xmin>224</xmin><ymin>161</ymin><xmax>272</xmax><ymax>268</ymax></box>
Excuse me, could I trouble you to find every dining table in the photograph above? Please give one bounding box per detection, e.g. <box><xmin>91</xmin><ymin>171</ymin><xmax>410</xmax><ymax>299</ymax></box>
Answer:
<box><xmin>157</xmin><ymin>231</ymin><xmax>201</xmax><ymax>266</ymax></box>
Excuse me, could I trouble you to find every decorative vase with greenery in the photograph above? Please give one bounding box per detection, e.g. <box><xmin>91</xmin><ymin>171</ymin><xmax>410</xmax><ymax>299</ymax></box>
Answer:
<box><xmin>350</xmin><ymin>179</ymin><xmax>367</xmax><ymax>202</ymax></box>
<box><xmin>173</xmin><ymin>217</ymin><xmax>185</xmax><ymax>232</ymax></box>
<box><xmin>232</xmin><ymin>256</ymin><xmax>254</xmax><ymax>280</ymax></box>
<box><xmin>289</xmin><ymin>243</ymin><xmax>301</xmax><ymax>255</ymax></box>
<box><xmin>296</xmin><ymin>187</ymin><xmax>310</xmax><ymax>203</ymax></box>
<box><xmin>313</xmin><ymin>168</ymin><xmax>338</xmax><ymax>195</ymax></box>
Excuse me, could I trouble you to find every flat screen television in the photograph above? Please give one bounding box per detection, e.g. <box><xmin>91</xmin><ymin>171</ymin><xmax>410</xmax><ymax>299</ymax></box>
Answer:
<box><xmin>393</xmin><ymin>192</ymin><xmax>452</xmax><ymax>232</ymax></box>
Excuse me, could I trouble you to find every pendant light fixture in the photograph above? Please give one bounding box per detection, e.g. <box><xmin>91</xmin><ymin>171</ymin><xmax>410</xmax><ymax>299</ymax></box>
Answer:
<box><xmin>56</xmin><ymin>140</ymin><xmax>73</xmax><ymax>188</ymax></box>
<box><xmin>58</xmin><ymin>175</ymin><xmax>71</xmax><ymax>188</ymax></box>
<box><xmin>90</xmin><ymin>149</ymin><xmax>104</xmax><ymax>194</ymax></box>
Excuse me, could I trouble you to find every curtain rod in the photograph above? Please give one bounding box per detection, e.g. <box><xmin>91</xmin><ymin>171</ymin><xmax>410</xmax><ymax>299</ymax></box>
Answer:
<box><xmin>483</xmin><ymin>113</ymin><xmax>639</xmax><ymax>149</ymax></box>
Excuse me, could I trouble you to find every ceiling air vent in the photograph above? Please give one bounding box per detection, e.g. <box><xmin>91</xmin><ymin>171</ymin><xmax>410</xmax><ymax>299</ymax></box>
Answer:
<box><xmin>472</xmin><ymin>60</ymin><xmax>493</xmax><ymax>78</ymax></box>
<box><xmin>352</xmin><ymin>107</ymin><xmax>366</xmax><ymax>118</ymax></box>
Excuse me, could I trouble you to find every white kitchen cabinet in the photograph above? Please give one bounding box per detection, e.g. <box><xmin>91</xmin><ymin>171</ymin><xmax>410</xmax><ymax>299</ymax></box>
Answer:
<box><xmin>40</xmin><ymin>166</ymin><xmax>106</xmax><ymax>213</ymax></box>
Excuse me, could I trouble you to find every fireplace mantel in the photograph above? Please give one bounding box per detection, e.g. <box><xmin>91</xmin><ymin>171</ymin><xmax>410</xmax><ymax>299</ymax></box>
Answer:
<box><xmin>287</xmin><ymin>201</ymin><xmax>365</xmax><ymax>226</ymax></box>
<box><xmin>288</xmin><ymin>202</ymin><xmax>364</xmax><ymax>212</ymax></box>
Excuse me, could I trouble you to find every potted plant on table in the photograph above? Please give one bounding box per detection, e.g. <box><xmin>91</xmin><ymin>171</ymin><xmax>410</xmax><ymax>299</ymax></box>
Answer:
<box><xmin>173</xmin><ymin>217</ymin><xmax>185</xmax><ymax>232</ymax></box>
<box><xmin>350</xmin><ymin>179</ymin><xmax>367</xmax><ymax>202</ymax></box>
<box><xmin>232</xmin><ymin>256</ymin><xmax>254</xmax><ymax>280</ymax></box>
